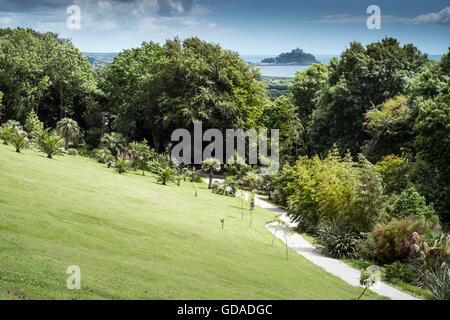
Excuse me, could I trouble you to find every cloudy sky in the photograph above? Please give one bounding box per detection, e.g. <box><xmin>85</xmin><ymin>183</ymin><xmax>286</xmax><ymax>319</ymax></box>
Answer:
<box><xmin>0</xmin><ymin>0</ymin><xmax>449</xmax><ymax>54</ymax></box>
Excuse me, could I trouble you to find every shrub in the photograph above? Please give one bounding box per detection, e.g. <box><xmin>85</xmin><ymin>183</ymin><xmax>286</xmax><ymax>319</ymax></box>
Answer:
<box><xmin>157</xmin><ymin>167</ymin><xmax>175</xmax><ymax>185</ymax></box>
<box><xmin>372</xmin><ymin>218</ymin><xmax>435</xmax><ymax>263</ymax></box>
<box><xmin>95</xmin><ymin>148</ymin><xmax>114</xmax><ymax>164</ymax></box>
<box><xmin>384</xmin><ymin>261</ymin><xmax>417</xmax><ymax>284</ymax></box>
<box><xmin>241</xmin><ymin>172</ymin><xmax>264</xmax><ymax>190</ymax></box>
<box><xmin>0</xmin><ymin>120</ymin><xmax>21</xmax><ymax>145</ymax></box>
<box><xmin>10</xmin><ymin>130</ymin><xmax>28</xmax><ymax>152</ymax></box>
<box><xmin>114</xmin><ymin>158</ymin><xmax>130</xmax><ymax>174</ymax></box>
<box><xmin>67</xmin><ymin>148</ymin><xmax>78</xmax><ymax>156</ymax></box>
<box><xmin>37</xmin><ymin>129</ymin><xmax>65</xmax><ymax>159</ymax></box>
<box><xmin>315</xmin><ymin>220</ymin><xmax>360</xmax><ymax>259</ymax></box>
<box><xmin>148</xmin><ymin>153</ymin><xmax>176</xmax><ymax>174</ymax></box>
<box><xmin>421</xmin><ymin>265</ymin><xmax>450</xmax><ymax>300</ymax></box>
<box><xmin>24</xmin><ymin>110</ymin><xmax>44</xmax><ymax>140</ymax></box>
<box><xmin>56</xmin><ymin>118</ymin><xmax>80</xmax><ymax>150</ymax></box>
<box><xmin>211</xmin><ymin>177</ymin><xmax>237</xmax><ymax>197</ymax></box>
<box><xmin>100</xmin><ymin>132</ymin><xmax>126</xmax><ymax>157</ymax></box>
<box><xmin>383</xmin><ymin>185</ymin><xmax>437</xmax><ymax>222</ymax></box>
<box><xmin>376</xmin><ymin>155</ymin><xmax>410</xmax><ymax>194</ymax></box>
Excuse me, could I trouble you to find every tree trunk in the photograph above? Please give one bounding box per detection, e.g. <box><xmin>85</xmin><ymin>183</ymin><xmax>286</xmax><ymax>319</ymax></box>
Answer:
<box><xmin>208</xmin><ymin>169</ymin><xmax>213</xmax><ymax>189</ymax></box>
<box><xmin>149</xmin><ymin>120</ymin><xmax>159</xmax><ymax>153</ymax></box>
<box><xmin>65</xmin><ymin>137</ymin><xmax>69</xmax><ymax>151</ymax></box>
<box><xmin>59</xmin><ymin>87</ymin><xmax>64</xmax><ymax>121</ymax></box>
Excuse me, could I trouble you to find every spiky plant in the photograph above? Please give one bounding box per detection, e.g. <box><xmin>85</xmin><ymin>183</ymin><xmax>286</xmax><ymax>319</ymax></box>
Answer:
<box><xmin>157</xmin><ymin>167</ymin><xmax>175</xmax><ymax>185</ymax></box>
<box><xmin>202</xmin><ymin>158</ymin><xmax>221</xmax><ymax>189</ymax></box>
<box><xmin>10</xmin><ymin>130</ymin><xmax>28</xmax><ymax>153</ymax></box>
<box><xmin>56</xmin><ymin>118</ymin><xmax>80</xmax><ymax>150</ymax></box>
<box><xmin>37</xmin><ymin>129</ymin><xmax>65</xmax><ymax>159</ymax></box>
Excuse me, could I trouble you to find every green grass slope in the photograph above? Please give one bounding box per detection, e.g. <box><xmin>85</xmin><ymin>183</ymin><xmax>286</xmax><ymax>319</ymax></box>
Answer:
<box><xmin>0</xmin><ymin>144</ymin><xmax>384</xmax><ymax>300</ymax></box>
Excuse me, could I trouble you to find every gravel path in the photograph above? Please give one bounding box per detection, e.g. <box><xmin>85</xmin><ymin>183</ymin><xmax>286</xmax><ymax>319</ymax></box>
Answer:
<box><xmin>206</xmin><ymin>177</ymin><xmax>419</xmax><ymax>299</ymax></box>
<box><xmin>256</xmin><ymin>195</ymin><xmax>420</xmax><ymax>300</ymax></box>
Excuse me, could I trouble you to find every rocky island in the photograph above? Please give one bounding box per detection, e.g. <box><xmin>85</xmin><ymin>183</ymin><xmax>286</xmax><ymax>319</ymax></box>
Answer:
<box><xmin>256</xmin><ymin>48</ymin><xmax>319</xmax><ymax>66</ymax></box>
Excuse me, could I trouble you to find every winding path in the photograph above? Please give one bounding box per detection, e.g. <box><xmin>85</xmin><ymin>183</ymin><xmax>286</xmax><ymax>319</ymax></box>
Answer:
<box><xmin>206</xmin><ymin>177</ymin><xmax>419</xmax><ymax>299</ymax></box>
<box><xmin>256</xmin><ymin>194</ymin><xmax>420</xmax><ymax>300</ymax></box>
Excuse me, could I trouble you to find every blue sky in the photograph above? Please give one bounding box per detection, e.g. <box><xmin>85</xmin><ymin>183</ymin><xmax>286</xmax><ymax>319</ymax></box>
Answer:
<box><xmin>0</xmin><ymin>0</ymin><xmax>448</xmax><ymax>54</ymax></box>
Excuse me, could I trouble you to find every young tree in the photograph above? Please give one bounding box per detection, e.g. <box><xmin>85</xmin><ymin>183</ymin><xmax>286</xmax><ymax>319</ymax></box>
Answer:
<box><xmin>10</xmin><ymin>130</ymin><xmax>28</xmax><ymax>153</ymax></box>
<box><xmin>202</xmin><ymin>158</ymin><xmax>221</xmax><ymax>189</ymax></box>
<box><xmin>56</xmin><ymin>118</ymin><xmax>80</xmax><ymax>150</ymax></box>
<box><xmin>37</xmin><ymin>129</ymin><xmax>65</xmax><ymax>159</ymax></box>
<box><xmin>130</xmin><ymin>139</ymin><xmax>154</xmax><ymax>176</ymax></box>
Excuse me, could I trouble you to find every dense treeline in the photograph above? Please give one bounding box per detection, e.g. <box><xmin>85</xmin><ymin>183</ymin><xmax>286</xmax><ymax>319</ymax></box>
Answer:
<box><xmin>0</xmin><ymin>28</ymin><xmax>449</xmax><ymax>223</ymax></box>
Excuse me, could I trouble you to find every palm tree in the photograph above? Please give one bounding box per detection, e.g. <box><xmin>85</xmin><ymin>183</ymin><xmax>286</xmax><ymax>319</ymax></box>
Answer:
<box><xmin>157</xmin><ymin>167</ymin><xmax>175</xmax><ymax>185</ymax></box>
<box><xmin>202</xmin><ymin>158</ymin><xmax>221</xmax><ymax>189</ymax></box>
<box><xmin>56</xmin><ymin>118</ymin><xmax>80</xmax><ymax>150</ymax></box>
<box><xmin>10</xmin><ymin>130</ymin><xmax>28</xmax><ymax>153</ymax></box>
<box><xmin>38</xmin><ymin>129</ymin><xmax>65</xmax><ymax>159</ymax></box>
<box><xmin>100</xmin><ymin>132</ymin><xmax>126</xmax><ymax>157</ymax></box>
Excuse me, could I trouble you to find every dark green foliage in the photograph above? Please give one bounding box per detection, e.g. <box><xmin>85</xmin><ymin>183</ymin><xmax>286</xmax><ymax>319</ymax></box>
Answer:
<box><xmin>383</xmin><ymin>185</ymin><xmax>437</xmax><ymax>222</ymax></box>
<box><xmin>384</xmin><ymin>261</ymin><xmax>417</xmax><ymax>284</ymax></box>
<box><xmin>315</xmin><ymin>220</ymin><xmax>360</xmax><ymax>259</ymax></box>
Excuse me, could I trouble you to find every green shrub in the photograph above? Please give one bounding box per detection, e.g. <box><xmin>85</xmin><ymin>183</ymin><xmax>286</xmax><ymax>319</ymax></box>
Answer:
<box><xmin>67</xmin><ymin>148</ymin><xmax>78</xmax><ymax>156</ymax></box>
<box><xmin>383</xmin><ymin>185</ymin><xmax>437</xmax><ymax>222</ymax></box>
<box><xmin>157</xmin><ymin>167</ymin><xmax>176</xmax><ymax>185</ymax></box>
<box><xmin>421</xmin><ymin>265</ymin><xmax>450</xmax><ymax>300</ymax></box>
<box><xmin>372</xmin><ymin>218</ymin><xmax>435</xmax><ymax>263</ymax></box>
<box><xmin>212</xmin><ymin>177</ymin><xmax>237</xmax><ymax>197</ymax></box>
<box><xmin>24</xmin><ymin>110</ymin><xmax>43</xmax><ymax>140</ymax></box>
<box><xmin>37</xmin><ymin>129</ymin><xmax>65</xmax><ymax>159</ymax></box>
<box><xmin>315</xmin><ymin>220</ymin><xmax>360</xmax><ymax>259</ymax></box>
<box><xmin>10</xmin><ymin>130</ymin><xmax>28</xmax><ymax>153</ymax></box>
<box><xmin>114</xmin><ymin>158</ymin><xmax>130</xmax><ymax>174</ymax></box>
<box><xmin>384</xmin><ymin>261</ymin><xmax>417</xmax><ymax>284</ymax></box>
<box><xmin>95</xmin><ymin>148</ymin><xmax>114</xmax><ymax>164</ymax></box>
<box><xmin>376</xmin><ymin>155</ymin><xmax>410</xmax><ymax>194</ymax></box>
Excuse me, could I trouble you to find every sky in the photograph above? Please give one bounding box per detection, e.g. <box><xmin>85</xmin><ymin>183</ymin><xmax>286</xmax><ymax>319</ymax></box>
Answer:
<box><xmin>0</xmin><ymin>0</ymin><xmax>449</xmax><ymax>55</ymax></box>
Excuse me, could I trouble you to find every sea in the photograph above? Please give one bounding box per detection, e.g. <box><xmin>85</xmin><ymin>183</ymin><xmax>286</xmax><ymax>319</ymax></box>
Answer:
<box><xmin>240</xmin><ymin>54</ymin><xmax>443</xmax><ymax>78</ymax></box>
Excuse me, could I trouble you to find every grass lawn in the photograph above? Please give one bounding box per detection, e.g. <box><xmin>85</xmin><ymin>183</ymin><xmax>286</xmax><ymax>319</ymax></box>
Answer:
<box><xmin>0</xmin><ymin>144</ymin><xmax>385</xmax><ymax>300</ymax></box>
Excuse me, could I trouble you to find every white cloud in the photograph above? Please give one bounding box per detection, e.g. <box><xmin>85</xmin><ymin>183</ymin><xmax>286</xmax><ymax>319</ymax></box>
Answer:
<box><xmin>412</xmin><ymin>7</ymin><xmax>450</xmax><ymax>26</ymax></box>
<box><xmin>0</xmin><ymin>16</ymin><xmax>12</xmax><ymax>26</ymax></box>
<box><xmin>307</xmin><ymin>7</ymin><xmax>450</xmax><ymax>26</ymax></box>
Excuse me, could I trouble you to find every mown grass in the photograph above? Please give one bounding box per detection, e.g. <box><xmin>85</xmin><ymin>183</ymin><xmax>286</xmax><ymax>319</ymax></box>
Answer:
<box><xmin>0</xmin><ymin>144</ymin><xmax>385</xmax><ymax>300</ymax></box>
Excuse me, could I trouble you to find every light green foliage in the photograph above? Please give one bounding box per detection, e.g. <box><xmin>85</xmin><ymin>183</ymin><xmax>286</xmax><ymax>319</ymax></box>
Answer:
<box><xmin>359</xmin><ymin>268</ymin><xmax>377</xmax><ymax>300</ymax></box>
<box><xmin>129</xmin><ymin>139</ymin><xmax>155</xmax><ymax>175</ymax></box>
<box><xmin>242</xmin><ymin>172</ymin><xmax>264</xmax><ymax>190</ymax></box>
<box><xmin>24</xmin><ymin>110</ymin><xmax>44</xmax><ymax>140</ymax></box>
<box><xmin>211</xmin><ymin>177</ymin><xmax>237</xmax><ymax>197</ymax></box>
<box><xmin>376</xmin><ymin>155</ymin><xmax>410</xmax><ymax>195</ymax></box>
<box><xmin>157</xmin><ymin>167</ymin><xmax>176</xmax><ymax>185</ymax></box>
<box><xmin>384</xmin><ymin>185</ymin><xmax>437</xmax><ymax>222</ymax></box>
<box><xmin>10</xmin><ymin>129</ymin><xmax>28</xmax><ymax>153</ymax></box>
<box><xmin>37</xmin><ymin>129</ymin><xmax>65</xmax><ymax>159</ymax></box>
<box><xmin>280</xmin><ymin>146</ymin><xmax>384</xmax><ymax>232</ymax></box>
<box><xmin>56</xmin><ymin>118</ymin><xmax>80</xmax><ymax>150</ymax></box>
<box><xmin>0</xmin><ymin>120</ymin><xmax>21</xmax><ymax>145</ymax></box>
<box><xmin>363</xmin><ymin>95</ymin><xmax>414</xmax><ymax>161</ymax></box>
<box><xmin>114</xmin><ymin>157</ymin><xmax>130</xmax><ymax>174</ymax></box>
<box><xmin>0</xmin><ymin>143</ymin><xmax>384</xmax><ymax>299</ymax></box>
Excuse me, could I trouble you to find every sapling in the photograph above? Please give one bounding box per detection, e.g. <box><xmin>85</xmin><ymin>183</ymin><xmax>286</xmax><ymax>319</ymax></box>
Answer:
<box><xmin>194</xmin><ymin>185</ymin><xmax>198</xmax><ymax>197</ymax></box>
<box><xmin>236</xmin><ymin>189</ymin><xmax>245</xmax><ymax>220</ymax></box>
<box><xmin>358</xmin><ymin>268</ymin><xmax>377</xmax><ymax>300</ymax></box>
<box><xmin>220</xmin><ymin>218</ymin><xmax>224</xmax><ymax>230</ymax></box>
<box><xmin>249</xmin><ymin>190</ymin><xmax>255</xmax><ymax>227</ymax></box>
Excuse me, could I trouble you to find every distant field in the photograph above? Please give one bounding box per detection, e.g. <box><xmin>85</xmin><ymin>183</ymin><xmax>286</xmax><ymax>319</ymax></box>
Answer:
<box><xmin>0</xmin><ymin>144</ymin><xmax>384</xmax><ymax>300</ymax></box>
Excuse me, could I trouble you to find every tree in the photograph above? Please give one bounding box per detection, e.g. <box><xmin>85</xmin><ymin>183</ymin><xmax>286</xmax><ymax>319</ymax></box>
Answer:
<box><xmin>363</xmin><ymin>94</ymin><xmax>414</xmax><ymax>162</ymax></box>
<box><xmin>202</xmin><ymin>158</ymin><xmax>221</xmax><ymax>189</ymax></box>
<box><xmin>24</xmin><ymin>109</ymin><xmax>44</xmax><ymax>140</ymax></box>
<box><xmin>37</xmin><ymin>129</ymin><xmax>65</xmax><ymax>159</ymax></box>
<box><xmin>100</xmin><ymin>132</ymin><xmax>126</xmax><ymax>157</ymax></box>
<box><xmin>57</xmin><ymin>118</ymin><xmax>80</xmax><ymax>150</ymax></box>
<box><xmin>130</xmin><ymin>139</ymin><xmax>155</xmax><ymax>175</ymax></box>
<box><xmin>157</xmin><ymin>167</ymin><xmax>176</xmax><ymax>185</ymax></box>
<box><xmin>10</xmin><ymin>130</ymin><xmax>28</xmax><ymax>152</ymax></box>
<box><xmin>307</xmin><ymin>38</ymin><xmax>427</xmax><ymax>156</ymax></box>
